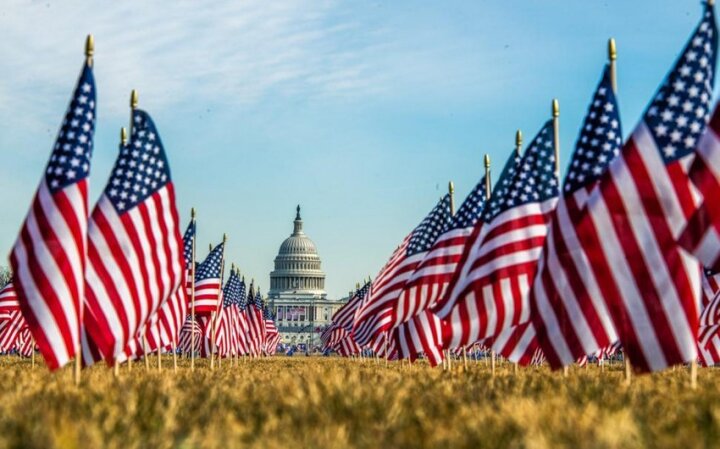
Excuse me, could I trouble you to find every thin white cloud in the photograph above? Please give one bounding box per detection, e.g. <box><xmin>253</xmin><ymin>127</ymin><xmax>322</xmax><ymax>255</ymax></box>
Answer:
<box><xmin>0</xmin><ymin>0</ymin><xmax>390</xmax><ymax>120</ymax></box>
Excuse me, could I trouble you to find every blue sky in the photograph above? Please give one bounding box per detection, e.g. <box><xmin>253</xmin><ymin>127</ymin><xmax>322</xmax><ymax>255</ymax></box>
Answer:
<box><xmin>0</xmin><ymin>1</ymin><xmax>713</xmax><ymax>298</ymax></box>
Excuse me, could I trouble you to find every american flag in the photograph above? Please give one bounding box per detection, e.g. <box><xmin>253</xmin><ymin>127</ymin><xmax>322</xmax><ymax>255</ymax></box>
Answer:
<box><xmin>353</xmin><ymin>195</ymin><xmax>452</xmax><ymax>351</ymax></box>
<box><xmin>130</xmin><ymin>219</ymin><xmax>196</xmax><ymax>356</ymax></box>
<box><xmin>9</xmin><ymin>61</ymin><xmax>95</xmax><ymax>370</ymax></box>
<box><xmin>392</xmin><ymin>175</ymin><xmax>488</xmax><ymax>365</ymax></box>
<box><xmin>245</xmin><ymin>284</ymin><xmax>265</xmax><ymax>356</ymax></box>
<box><xmin>155</xmin><ymin>220</ymin><xmax>195</xmax><ymax>349</ymax></box>
<box><xmin>529</xmin><ymin>65</ymin><xmax>623</xmax><ymax>369</ymax></box>
<box><xmin>576</xmin><ymin>4</ymin><xmax>717</xmax><ymax>372</ymax></box>
<box><xmin>433</xmin><ymin>122</ymin><xmax>559</xmax><ymax>349</ymax></box>
<box><xmin>235</xmin><ymin>277</ymin><xmax>250</xmax><ymax>355</ymax></box>
<box><xmin>395</xmin><ymin>176</ymin><xmax>488</xmax><ymax>327</ymax></box>
<box><xmin>263</xmin><ymin>305</ymin><xmax>279</xmax><ymax>355</ymax></box>
<box><xmin>178</xmin><ymin>317</ymin><xmax>202</xmax><ymax>355</ymax></box>
<box><xmin>215</xmin><ymin>268</ymin><xmax>243</xmax><ymax>357</ymax></box>
<box><xmin>83</xmin><ymin>109</ymin><xmax>183</xmax><ymax>362</ymax></box>
<box><xmin>194</xmin><ymin>242</ymin><xmax>224</xmax><ymax>314</ymax></box>
<box><xmin>332</xmin><ymin>281</ymin><xmax>370</xmax><ymax>332</ymax></box>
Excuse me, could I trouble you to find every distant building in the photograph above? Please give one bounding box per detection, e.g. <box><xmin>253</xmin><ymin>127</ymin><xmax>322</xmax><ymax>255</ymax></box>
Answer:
<box><xmin>267</xmin><ymin>205</ymin><xmax>347</xmax><ymax>346</ymax></box>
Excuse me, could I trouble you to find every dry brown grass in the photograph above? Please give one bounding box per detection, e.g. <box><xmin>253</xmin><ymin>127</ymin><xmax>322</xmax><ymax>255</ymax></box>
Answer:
<box><xmin>0</xmin><ymin>356</ymin><xmax>717</xmax><ymax>449</ymax></box>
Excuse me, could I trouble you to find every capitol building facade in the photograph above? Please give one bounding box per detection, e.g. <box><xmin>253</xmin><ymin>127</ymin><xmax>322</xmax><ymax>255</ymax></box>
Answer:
<box><xmin>267</xmin><ymin>206</ymin><xmax>347</xmax><ymax>346</ymax></box>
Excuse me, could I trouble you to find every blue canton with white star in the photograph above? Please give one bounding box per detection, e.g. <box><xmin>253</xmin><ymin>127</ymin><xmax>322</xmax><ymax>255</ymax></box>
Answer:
<box><xmin>106</xmin><ymin>110</ymin><xmax>172</xmax><ymax>212</ymax></box>
<box><xmin>195</xmin><ymin>242</ymin><xmax>224</xmax><ymax>282</ymax></box>
<box><xmin>485</xmin><ymin>121</ymin><xmax>559</xmax><ymax>221</ymax></box>
<box><xmin>645</xmin><ymin>5</ymin><xmax>717</xmax><ymax>162</ymax></box>
<box><xmin>448</xmin><ymin>175</ymin><xmax>487</xmax><ymax>230</ymax></box>
<box><xmin>565</xmin><ymin>65</ymin><xmax>622</xmax><ymax>193</ymax></box>
<box><xmin>355</xmin><ymin>281</ymin><xmax>371</xmax><ymax>300</ymax></box>
<box><xmin>223</xmin><ymin>270</ymin><xmax>242</xmax><ymax>308</ymax></box>
<box><xmin>252</xmin><ymin>290</ymin><xmax>264</xmax><ymax>311</ymax></box>
<box><xmin>46</xmin><ymin>63</ymin><xmax>96</xmax><ymax>193</ymax></box>
<box><xmin>181</xmin><ymin>221</ymin><xmax>195</xmax><ymax>267</ymax></box>
<box><xmin>407</xmin><ymin>194</ymin><xmax>453</xmax><ymax>256</ymax></box>
<box><xmin>237</xmin><ymin>278</ymin><xmax>247</xmax><ymax>310</ymax></box>
<box><xmin>484</xmin><ymin>150</ymin><xmax>522</xmax><ymax>221</ymax></box>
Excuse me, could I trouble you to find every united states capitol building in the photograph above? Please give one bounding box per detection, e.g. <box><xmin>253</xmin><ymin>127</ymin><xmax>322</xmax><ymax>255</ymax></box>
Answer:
<box><xmin>267</xmin><ymin>206</ymin><xmax>348</xmax><ymax>346</ymax></box>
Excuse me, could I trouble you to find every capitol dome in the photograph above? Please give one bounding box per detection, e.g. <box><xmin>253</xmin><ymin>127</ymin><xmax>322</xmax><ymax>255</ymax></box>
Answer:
<box><xmin>268</xmin><ymin>205</ymin><xmax>326</xmax><ymax>296</ymax></box>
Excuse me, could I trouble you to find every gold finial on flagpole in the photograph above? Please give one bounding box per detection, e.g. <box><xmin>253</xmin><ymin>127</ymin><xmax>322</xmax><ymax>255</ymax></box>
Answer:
<box><xmin>552</xmin><ymin>99</ymin><xmax>561</xmax><ymax>177</ymax></box>
<box><xmin>223</xmin><ymin>233</ymin><xmax>227</xmax><ymax>243</ymax></box>
<box><xmin>121</xmin><ymin>128</ymin><xmax>127</xmax><ymax>146</ymax></box>
<box><xmin>130</xmin><ymin>90</ymin><xmax>139</xmax><ymax>109</ymax></box>
<box><xmin>129</xmin><ymin>90</ymin><xmax>139</xmax><ymax>135</ymax></box>
<box><xmin>448</xmin><ymin>181</ymin><xmax>456</xmax><ymax>216</ymax></box>
<box><xmin>484</xmin><ymin>154</ymin><xmax>491</xmax><ymax>200</ymax></box>
<box><xmin>608</xmin><ymin>38</ymin><xmax>618</xmax><ymax>94</ymax></box>
<box><xmin>191</xmin><ymin>207</ymin><xmax>196</xmax><ymax>220</ymax></box>
<box><xmin>85</xmin><ymin>34</ymin><xmax>94</xmax><ymax>67</ymax></box>
<box><xmin>515</xmin><ymin>130</ymin><xmax>523</xmax><ymax>156</ymax></box>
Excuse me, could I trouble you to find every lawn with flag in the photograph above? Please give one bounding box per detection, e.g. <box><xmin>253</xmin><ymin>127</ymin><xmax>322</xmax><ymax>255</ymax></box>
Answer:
<box><xmin>8</xmin><ymin>38</ymin><xmax>96</xmax><ymax>371</ymax></box>
<box><xmin>575</xmin><ymin>3</ymin><xmax>717</xmax><ymax>373</ymax></box>
<box><xmin>529</xmin><ymin>61</ymin><xmax>623</xmax><ymax>369</ymax></box>
<box><xmin>433</xmin><ymin>120</ymin><xmax>559</xmax><ymax>350</ymax></box>
<box><xmin>353</xmin><ymin>195</ymin><xmax>452</xmax><ymax>351</ymax></box>
<box><xmin>83</xmin><ymin>104</ymin><xmax>183</xmax><ymax>363</ymax></box>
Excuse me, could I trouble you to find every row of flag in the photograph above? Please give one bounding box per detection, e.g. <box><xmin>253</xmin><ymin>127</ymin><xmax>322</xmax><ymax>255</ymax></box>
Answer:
<box><xmin>321</xmin><ymin>2</ymin><xmax>720</xmax><ymax>374</ymax></box>
<box><xmin>3</xmin><ymin>36</ymin><xmax>282</xmax><ymax>373</ymax></box>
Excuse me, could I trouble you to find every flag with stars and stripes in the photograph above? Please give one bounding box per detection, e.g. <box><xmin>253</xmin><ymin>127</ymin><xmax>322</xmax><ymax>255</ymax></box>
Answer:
<box><xmin>193</xmin><ymin>242</ymin><xmax>225</xmax><ymax>315</ymax></box>
<box><xmin>9</xmin><ymin>60</ymin><xmax>96</xmax><ymax>371</ymax></box>
<box><xmin>394</xmin><ymin>176</ymin><xmax>488</xmax><ymax>326</ymax></box>
<box><xmin>332</xmin><ymin>281</ymin><xmax>371</xmax><ymax>332</ymax></box>
<box><xmin>352</xmin><ymin>195</ymin><xmax>453</xmax><ymax>351</ymax></box>
<box><xmin>244</xmin><ymin>283</ymin><xmax>265</xmax><ymax>356</ymax></box>
<box><xmin>391</xmin><ymin>176</ymin><xmax>488</xmax><ymax>365</ymax></box>
<box><xmin>529</xmin><ymin>64</ymin><xmax>623</xmax><ymax>370</ymax></box>
<box><xmin>234</xmin><ymin>277</ymin><xmax>250</xmax><ymax>355</ymax></box>
<box><xmin>83</xmin><ymin>108</ymin><xmax>183</xmax><ymax>362</ymax></box>
<box><xmin>576</xmin><ymin>4</ymin><xmax>717</xmax><ymax>372</ymax></box>
<box><xmin>433</xmin><ymin>122</ymin><xmax>560</xmax><ymax>350</ymax></box>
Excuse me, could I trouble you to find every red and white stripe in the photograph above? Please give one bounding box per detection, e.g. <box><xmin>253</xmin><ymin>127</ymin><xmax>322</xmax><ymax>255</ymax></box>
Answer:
<box><xmin>490</xmin><ymin>321</ymin><xmax>540</xmax><ymax>366</ymax></box>
<box><xmin>194</xmin><ymin>278</ymin><xmax>221</xmax><ymax>315</ymax></box>
<box><xmin>577</xmin><ymin>122</ymin><xmax>702</xmax><ymax>372</ymax></box>
<box><xmin>530</xmin><ymin>188</ymin><xmax>619</xmax><ymax>368</ymax></box>
<box><xmin>0</xmin><ymin>311</ymin><xmax>27</xmax><ymax>352</ymax></box>
<box><xmin>10</xmin><ymin>179</ymin><xmax>87</xmax><ymax>370</ymax></box>
<box><xmin>394</xmin><ymin>225</ymin><xmax>476</xmax><ymax>325</ymax></box>
<box><xmin>679</xmin><ymin>107</ymin><xmax>720</xmax><ymax>272</ymax></box>
<box><xmin>353</xmin><ymin>236</ymin><xmax>417</xmax><ymax>350</ymax></box>
<box><xmin>435</xmin><ymin>199</ymin><xmax>557</xmax><ymax>349</ymax></box>
<box><xmin>84</xmin><ymin>184</ymin><xmax>183</xmax><ymax>362</ymax></box>
<box><xmin>393</xmin><ymin>310</ymin><xmax>446</xmax><ymax>366</ymax></box>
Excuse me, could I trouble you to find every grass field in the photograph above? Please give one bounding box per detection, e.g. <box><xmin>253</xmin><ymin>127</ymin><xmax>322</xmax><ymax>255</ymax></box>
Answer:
<box><xmin>0</xmin><ymin>356</ymin><xmax>717</xmax><ymax>449</ymax></box>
